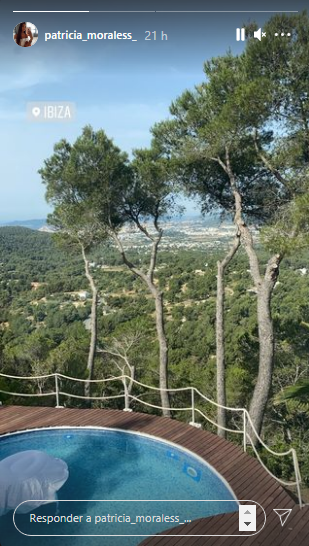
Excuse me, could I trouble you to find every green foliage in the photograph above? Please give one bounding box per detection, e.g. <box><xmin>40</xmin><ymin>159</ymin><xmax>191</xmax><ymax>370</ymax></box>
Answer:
<box><xmin>40</xmin><ymin>126</ymin><xmax>131</xmax><ymax>231</ymax></box>
<box><xmin>275</xmin><ymin>380</ymin><xmax>309</xmax><ymax>411</ymax></box>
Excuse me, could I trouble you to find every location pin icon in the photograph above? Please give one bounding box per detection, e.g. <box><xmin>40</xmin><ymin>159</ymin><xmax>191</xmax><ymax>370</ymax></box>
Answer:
<box><xmin>32</xmin><ymin>106</ymin><xmax>41</xmax><ymax>117</ymax></box>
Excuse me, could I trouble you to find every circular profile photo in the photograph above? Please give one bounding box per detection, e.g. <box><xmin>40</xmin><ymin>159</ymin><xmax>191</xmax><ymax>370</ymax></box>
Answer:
<box><xmin>13</xmin><ymin>22</ymin><xmax>38</xmax><ymax>47</ymax></box>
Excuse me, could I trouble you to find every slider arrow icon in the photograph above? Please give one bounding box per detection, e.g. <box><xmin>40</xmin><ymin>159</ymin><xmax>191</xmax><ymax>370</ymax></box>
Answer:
<box><xmin>273</xmin><ymin>509</ymin><xmax>292</xmax><ymax>527</ymax></box>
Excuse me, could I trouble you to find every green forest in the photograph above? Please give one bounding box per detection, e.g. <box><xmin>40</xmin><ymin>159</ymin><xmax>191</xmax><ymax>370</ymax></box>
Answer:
<box><xmin>1</xmin><ymin>12</ymin><xmax>309</xmax><ymax>499</ymax></box>
<box><xmin>0</xmin><ymin>227</ymin><xmax>308</xmax><ymax>488</ymax></box>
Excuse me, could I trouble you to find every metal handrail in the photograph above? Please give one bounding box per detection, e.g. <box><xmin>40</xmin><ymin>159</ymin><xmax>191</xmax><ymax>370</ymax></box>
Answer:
<box><xmin>0</xmin><ymin>371</ymin><xmax>303</xmax><ymax>507</ymax></box>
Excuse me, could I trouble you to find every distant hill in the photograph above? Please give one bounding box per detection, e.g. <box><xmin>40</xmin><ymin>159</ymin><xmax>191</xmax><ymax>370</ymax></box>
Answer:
<box><xmin>0</xmin><ymin>213</ymin><xmax>230</xmax><ymax>232</ymax></box>
<box><xmin>0</xmin><ymin>219</ymin><xmax>47</xmax><ymax>230</ymax></box>
<box><xmin>0</xmin><ymin>226</ymin><xmax>82</xmax><ymax>282</ymax></box>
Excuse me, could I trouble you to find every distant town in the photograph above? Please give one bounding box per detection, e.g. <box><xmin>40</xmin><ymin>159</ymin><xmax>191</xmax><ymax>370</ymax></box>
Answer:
<box><xmin>119</xmin><ymin>219</ymin><xmax>238</xmax><ymax>251</ymax></box>
<box><xmin>0</xmin><ymin>216</ymin><xmax>243</xmax><ymax>251</ymax></box>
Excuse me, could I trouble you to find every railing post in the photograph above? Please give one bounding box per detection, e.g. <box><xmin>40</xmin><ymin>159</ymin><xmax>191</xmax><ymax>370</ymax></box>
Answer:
<box><xmin>191</xmin><ymin>387</ymin><xmax>195</xmax><ymax>425</ymax></box>
<box><xmin>55</xmin><ymin>374</ymin><xmax>60</xmax><ymax>408</ymax></box>
<box><xmin>243</xmin><ymin>410</ymin><xmax>247</xmax><ymax>452</ymax></box>
<box><xmin>123</xmin><ymin>376</ymin><xmax>132</xmax><ymax>412</ymax></box>
<box><xmin>189</xmin><ymin>388</ymin><xmax>201</xmax><ymax>428</ymax></box>
<box><xmin>292</xmin><ymin>449</ymin><xmax>303</xmax><ymax>508</ymax></box>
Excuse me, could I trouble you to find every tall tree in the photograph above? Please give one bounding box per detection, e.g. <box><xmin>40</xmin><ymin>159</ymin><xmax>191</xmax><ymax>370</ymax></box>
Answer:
<box><xmin>243</xmin><ymin>12</ymin><xmax>309</xmax><ymax>435</ymax></box>
<box><xmin>40</xmin><ymin>128</ymin><xmax>175</xmax><ymax>416</ymax></box>
<box><xmin>152</xmin><ymin>53</ymin><xmax>275</xmax><ymax>436</ymax></box>
<box><xmin>48</xmin><ymin>207</ymin><xmax>103</xmax><ymax>401</ymax></box>
<box><xmin>152</xmin><ymin>31</ymin><xmax>308</xmax><ymax>439</ymax></box>
<box><xmin>39</xmin><ymin>128</ymin><xmax>127</xmax><ymax>400</ymax></box>
<box><xmin>110</xmin><ymin>148</ymin><xmax>177</xmax><ymax>417</ymax></box>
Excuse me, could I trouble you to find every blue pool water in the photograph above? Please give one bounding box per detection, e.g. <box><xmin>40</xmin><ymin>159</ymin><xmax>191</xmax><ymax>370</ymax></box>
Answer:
<box><xmin>0</xmin><ymin>427</ymin><xmax>238</xmax><ymax>546</ymax></box>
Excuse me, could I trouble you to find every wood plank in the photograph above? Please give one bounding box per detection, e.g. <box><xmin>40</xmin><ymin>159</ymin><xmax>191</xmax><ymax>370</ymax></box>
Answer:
<box><xmin>0</xmin><ymin>405</ymin><xmax>306</xmax><ymax>546</ymax></box>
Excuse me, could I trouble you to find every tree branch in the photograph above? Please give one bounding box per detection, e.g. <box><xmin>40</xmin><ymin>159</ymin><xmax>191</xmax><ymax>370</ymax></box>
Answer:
<box><xmin>129</xmin><ymin>209</ymin><xmax>155</xmax><ymax>241</ymax></box>
<box><xmin>253</xmin><ymin>130</ymin><xmax>288</xmax><ymax>185</ymax></box>
<box><xmin>110</xmin><ymin>230</ymin><xmax>155</xmax><ymax>291</ymax></box>
<box><xmin>224</xmin><ymin>146</ymin><xmax>262</xmax><ymax>287</ymax></box>
<box><xmin>148</xmin><ymin>212</ymin><xmax>163</xmax><ymax>282</ymax></box>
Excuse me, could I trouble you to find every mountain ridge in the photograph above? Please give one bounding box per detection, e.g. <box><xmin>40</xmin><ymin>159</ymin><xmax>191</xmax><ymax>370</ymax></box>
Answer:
<box><xmin>0</xmin><ymin>213</ymin><xmax>230</xmax><ymax>232</ymax></box>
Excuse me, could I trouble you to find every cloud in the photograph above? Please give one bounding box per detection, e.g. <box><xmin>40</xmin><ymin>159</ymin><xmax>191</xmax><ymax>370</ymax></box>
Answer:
<box><xmin>0</xmin><ymin>62</ymin><xmax>60</xmax><ymax>94</ymax></box>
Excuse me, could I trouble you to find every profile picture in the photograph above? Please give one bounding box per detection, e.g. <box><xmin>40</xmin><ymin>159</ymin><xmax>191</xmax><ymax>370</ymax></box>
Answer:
<box><xmin>13</xmin><ymin>22</ymin><xmax>38</xmax><ymax>47</ymax></box>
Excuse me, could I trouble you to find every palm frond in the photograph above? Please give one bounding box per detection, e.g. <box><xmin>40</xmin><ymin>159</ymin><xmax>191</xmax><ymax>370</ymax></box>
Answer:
<box><xmin>274</xmin><ymin>380</ymin><xmax>309</xmax><ymax>411</ymax></box>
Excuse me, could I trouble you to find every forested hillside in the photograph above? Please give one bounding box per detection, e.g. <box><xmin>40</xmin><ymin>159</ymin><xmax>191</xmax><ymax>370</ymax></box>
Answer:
<box><xmin>0</xmin><ymin>226</ymin><xmax>308</xmax><ymax>484</ymax></box>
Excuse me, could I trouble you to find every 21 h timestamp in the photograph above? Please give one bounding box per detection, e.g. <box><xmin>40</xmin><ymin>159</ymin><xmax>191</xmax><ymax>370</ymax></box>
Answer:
<box><xmin>145</xmin><ymin>31</ymin><xmax>168</xmax><ymax>40</ymax></box>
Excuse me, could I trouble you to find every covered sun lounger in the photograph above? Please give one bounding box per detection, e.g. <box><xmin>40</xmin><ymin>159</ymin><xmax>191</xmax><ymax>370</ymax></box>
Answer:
<box><xmin>0</xmin><ymin>450</ymin><xmax>68</xmax><ymax>516</ymax></box>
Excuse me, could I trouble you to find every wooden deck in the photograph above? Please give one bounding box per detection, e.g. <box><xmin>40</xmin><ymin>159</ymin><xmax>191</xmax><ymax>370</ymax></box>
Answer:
<box><xmin>0</xmin><ymin>405</ymin><xmax>308</xmax><ymax>546</ymax></box>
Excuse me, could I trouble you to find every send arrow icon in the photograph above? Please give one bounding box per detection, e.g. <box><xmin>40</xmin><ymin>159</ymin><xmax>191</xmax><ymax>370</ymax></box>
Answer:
<box><xmin>273</xmin><ymin>509</ymin><xmax>292</xmax><ymax>527</ymax></box>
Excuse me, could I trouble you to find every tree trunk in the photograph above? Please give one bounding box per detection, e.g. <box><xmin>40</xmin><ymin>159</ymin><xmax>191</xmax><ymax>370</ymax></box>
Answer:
<box><xmin>154</xmin><ymin>288</ymin><xmax>171</xmax><ymax>417</ymax></box>
<box><xmin>221</xmin><ymin>147</ymin><xmax>282</xmax><ymax>445</ymax></box>
<box><xmin>112</xmin><ymin>228</ymin><xmax>171</xmax><ymax>418</ymax></box>
<box><xmin>216</xmin><ymin>261</ymin><xmax>226</xmax><ymax>437</ymax></box>
<box><xmin>81</xmin><ymin>245</ymin><xmax>98</xmax><ymax>403</ymax></box>
<box><xmin>247</xmin><ymin>255</ymin><xmax>280</xmax><ymax>440</ymax></box>
<box><xmin>216</xmin><ymin>233</ymin><xmax>241</xmax><ymax>437</ymax></box>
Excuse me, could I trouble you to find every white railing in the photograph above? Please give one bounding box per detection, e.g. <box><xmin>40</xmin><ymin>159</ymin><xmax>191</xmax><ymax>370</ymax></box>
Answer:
<box><xmin>0</xmin><ymin>371</ymin><xmax>303</xmax><ymax>507</ymax></box>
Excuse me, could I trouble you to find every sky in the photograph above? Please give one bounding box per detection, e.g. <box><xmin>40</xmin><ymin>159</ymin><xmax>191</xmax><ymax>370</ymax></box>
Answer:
<box><xmin>1</xmin><ymin>0</ymin><xmax>308</xmax><ymax>221</ymax></box>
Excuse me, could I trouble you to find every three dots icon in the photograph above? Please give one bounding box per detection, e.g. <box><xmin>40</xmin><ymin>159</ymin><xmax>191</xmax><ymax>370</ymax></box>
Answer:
<box><xmin>275</xmin><ymin>32</ymin><xmax>291</xmax><ymax>36</ymax></box>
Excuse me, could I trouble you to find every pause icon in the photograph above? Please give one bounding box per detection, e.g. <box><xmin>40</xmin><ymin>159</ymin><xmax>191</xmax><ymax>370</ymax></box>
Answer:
<box><xmin>236</xmin><ymin>28</ymin><xmax>245</xmax><ymax>41</ymax></box>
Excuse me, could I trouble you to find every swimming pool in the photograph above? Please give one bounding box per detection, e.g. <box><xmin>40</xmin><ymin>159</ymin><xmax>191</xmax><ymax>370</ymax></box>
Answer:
<box><xmin>0</xmin><ymin>427</ymin><xmax>238</xmax><ymax>546</ymax></box>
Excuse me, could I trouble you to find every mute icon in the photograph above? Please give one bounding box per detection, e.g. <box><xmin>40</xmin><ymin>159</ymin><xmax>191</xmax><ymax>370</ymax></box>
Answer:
<box><xmin>254</xmin><ymin>28</ymin><xmax>262</xmax><ymax>41</ymax></box>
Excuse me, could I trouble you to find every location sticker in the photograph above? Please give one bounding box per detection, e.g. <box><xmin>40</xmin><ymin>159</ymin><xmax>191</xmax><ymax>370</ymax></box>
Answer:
<box><xmin>27</xmin><ymin>101</ymin><xmax>76</xmax><ymax>122</ymax></box>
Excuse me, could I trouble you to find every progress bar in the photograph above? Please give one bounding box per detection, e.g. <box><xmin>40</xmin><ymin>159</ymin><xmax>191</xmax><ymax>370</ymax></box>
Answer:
<box><xmin>13</xmin><ymin>11</ymin><xmax>90</xmax><ymax>12</ymax></box>
<box><xmin>13</xmin><ymin>10</ymin><xmax>299</xmax><ymax>13</ymax></box>
<box><xmin>156</xmin><ymin>10</ymin><xmax>299</xmax><ymax>12</ymax></box>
